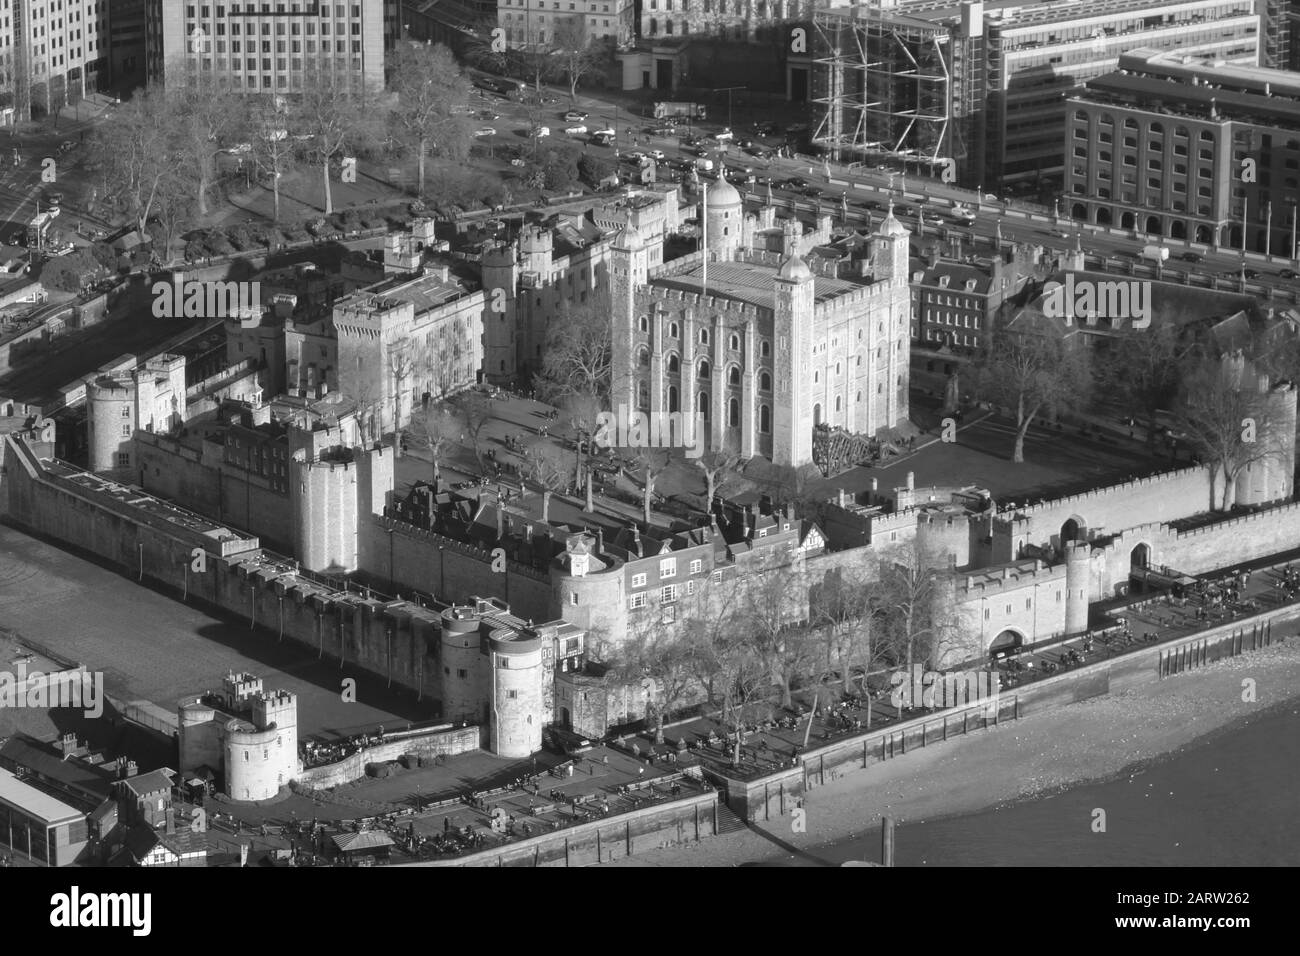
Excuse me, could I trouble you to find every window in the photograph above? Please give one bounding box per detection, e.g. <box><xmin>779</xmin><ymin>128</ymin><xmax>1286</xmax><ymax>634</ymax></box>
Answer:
<box><xmin>457</xmin><ymin>669</ymin><xmax>468</xmax><ymax>679</ymax></box>
<box><xmin>570</xmin><ymin>592</ymin><xmax>578</xmax><ymax>606</ymax></box>
<box><xmin>689</xmin><ymin>559</ymin><xmax>702</xmax><ymax>574</ymax></box>
<box><xmin>759</xmin><ymin>371</ymin><xmax>772</xmax><ymax>391</ymax></box>
<box><xmin>632</xmin><ymin>572</ymin><xmax>647</xmax><ymax>587</ymax></box>
<box><xmin>669</xmin><ymin>321</ymin><xmax>679</xmax><ymax>338</ymax></box>
<box><xmin>729</xmin><ymin>333</ymin><xmax>740</xmax><ymax>350</ymax></box>
<box><xmin>699</xmin><ymin>328</ymin><xmax>709</xmax><ymax>345</ymax></box>
<box><xmin>760</xmin><ymin>340</ymin><xmax>771</xmax><ymax>358</ymax></box>
<box><xmin>630</xmin><ymin>591</ymin><xmax>647</xmax><ymax>609</ymax></box>
<box><xmin>660</xmin><ymin>558</ymin><xmax>676</xmax><ymax>578</ymax></box>
<box><xmin>117</xmin><ymin>453</ymin><xmax>130</xmax><ymax>468</ymax></box>
<box><xmin>661</xmin><ymin>584</ymin><xmax>678</xmax><ymax>603</ymax></box>
<box><xmin>686</xmin><ymin>580</ymin><xmax>696</xmax><ymax>595</ymax></box>
<box><xmin>121</xmin><ymin>424</ymin><xmax>132</xmax><ymax>437</ymax></box>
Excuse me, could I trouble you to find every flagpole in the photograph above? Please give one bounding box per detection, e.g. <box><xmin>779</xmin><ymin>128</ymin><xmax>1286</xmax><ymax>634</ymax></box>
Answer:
<box><xmin>702</xmin><ymin>180</ymin><xmax>708</xmax><ymax>300</ymax></box>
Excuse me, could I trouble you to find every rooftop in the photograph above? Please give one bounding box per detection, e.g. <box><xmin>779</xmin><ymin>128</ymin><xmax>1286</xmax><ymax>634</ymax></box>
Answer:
<box><xmin>652</xmin><ymin>260</ymin><xmax>866</xmax><ymax>312</ymax></box>
<box><xmin>0</xmin><ymin>767</ymin><xmax>85</xmax><ymax>826</ymax></box>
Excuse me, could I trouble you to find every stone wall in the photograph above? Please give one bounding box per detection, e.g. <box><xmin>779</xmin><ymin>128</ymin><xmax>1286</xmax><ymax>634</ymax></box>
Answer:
<box><xmin>297</xmin><ymin>725</ymin><xmax>481</xmax><ymax>789</ymax></box>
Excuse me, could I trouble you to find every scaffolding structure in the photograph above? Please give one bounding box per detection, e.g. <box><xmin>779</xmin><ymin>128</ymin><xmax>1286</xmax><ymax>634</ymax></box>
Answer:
<box><xmin>811</xmin><ymin>2</ymin><xmax>955</xmax><ymax>168</ymax></box>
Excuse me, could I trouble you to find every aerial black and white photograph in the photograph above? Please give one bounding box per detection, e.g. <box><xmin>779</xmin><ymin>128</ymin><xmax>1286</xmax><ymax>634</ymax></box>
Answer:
<box><xmin>0</xmin><ymin>0</ymin><xmax>1292</xmax><ymax>922</ymax></box>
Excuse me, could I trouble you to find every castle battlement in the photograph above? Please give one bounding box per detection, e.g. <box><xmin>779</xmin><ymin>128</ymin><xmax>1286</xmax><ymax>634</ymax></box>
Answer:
<box><xmin>376</xmin><ymin>514</ymin><xmax>551</xmax><ymax>583</ymax></box>
<box><xmin>958</xmin><ymin>559</ymin><xmax>1062</xmax><ymax>596</ymax></box>
<box><xmin>644</xmin><ymin>285</ymin><xmax>761</xmax><ymax>317</ymax></box>
<box><xmin>1012</xmin><ymin>465</ymin><xmax>1208</xmax><ymax>519</ymax></box>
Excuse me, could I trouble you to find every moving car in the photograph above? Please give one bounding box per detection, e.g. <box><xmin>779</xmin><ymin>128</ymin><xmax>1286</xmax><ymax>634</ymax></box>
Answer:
<box><xmin>1180</xmin><ymin>251</ymin><xmax>1203</xmax><ymax>262</ymax></box>
<box><xmin>1280</xmin><ymin>268</ymin><xmax>1298</xmax><ymax>279</ymax></box>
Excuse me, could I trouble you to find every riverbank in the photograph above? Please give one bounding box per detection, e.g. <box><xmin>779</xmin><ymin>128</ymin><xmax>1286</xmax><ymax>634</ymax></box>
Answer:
<box><xmin>608</xmin><ymin>638</ymin><xmax>1300</xmax><ymax>867</ymax></box>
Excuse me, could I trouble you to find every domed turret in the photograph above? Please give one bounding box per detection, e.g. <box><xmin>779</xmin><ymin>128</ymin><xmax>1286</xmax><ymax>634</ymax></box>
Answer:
<box><xmin>777</xmin><ymin>254</ymin><xmax>812</xmax><ymax>282</ymax></box>
<box><xmin>704</xmin><ymin>178</ymin><xmax>744</xmax><ymax>260</ymax></box>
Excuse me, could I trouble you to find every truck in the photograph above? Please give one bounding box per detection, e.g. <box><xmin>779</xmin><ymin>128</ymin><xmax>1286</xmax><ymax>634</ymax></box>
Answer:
<box><xmin>653</xmin><ymin>101</ymin><xmax>706</xmax><ymax>121</ymax></box>
<box><xmin>25</xmin><ymin>210</ymin><xmax>59</xmax><ymax>250</ymax></box>
<box><xmin>1141</xmin><ymin>244</ymin><xmax>1170</xmax><ymax>262</ymax></box>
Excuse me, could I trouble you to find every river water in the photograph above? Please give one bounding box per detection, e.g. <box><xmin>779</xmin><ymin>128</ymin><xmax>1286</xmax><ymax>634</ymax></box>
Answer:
<box><xmin>774</xmin><ymin>701</ymin><xmax>1300</xmax><ymax>867</ymax></box>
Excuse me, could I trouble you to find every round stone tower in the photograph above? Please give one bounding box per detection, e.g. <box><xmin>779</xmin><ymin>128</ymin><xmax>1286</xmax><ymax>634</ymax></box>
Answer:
<box><xmin>86</xmin><ymin>377</ymin><xmax>133</xmax><ymax>475</ymax></box>
<box><xmin>487</xmin><ymin>627</ymin><xmax>544</xmax><ymax>758</ymax></box>
<box><xmin>704</xmin><ymin>179</ymin><xmax>743</xmax><ymax>261</ymax></box>
<box><xmin>439</xmin><ymin>606</ymin><xmax>482</xmax><ymax>725</ymax></box>
<box><xmin>1064</xmin><ymin>541</ymin><xmax>1092</xmax><ymax>635</ymax></box>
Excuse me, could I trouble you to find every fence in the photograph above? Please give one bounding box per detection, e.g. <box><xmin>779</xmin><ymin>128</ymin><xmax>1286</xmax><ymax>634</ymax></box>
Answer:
<box><xmin>1159</xmin><ymin>620</ymin><xmax>1275</xmax><ymax>678</ymax></box>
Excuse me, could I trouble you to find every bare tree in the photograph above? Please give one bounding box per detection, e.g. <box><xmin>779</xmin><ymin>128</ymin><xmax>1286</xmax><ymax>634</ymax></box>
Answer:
<box><xmin>523</xmin><ymin>439</ymin><xmax>572</xmax><ymax>521</ymax></box>
<box><xmin>1176</xmin><ymin>354</ymin><xmax>1292</xmax><ymax>511</ymax></box>
<box><xmin>739</xmin><ymin>561</ymin><xmax>817</xmax><ymax>709</ymax></box>
<box><xmin>693</xmin><ymin>433</ymin><xmax>743</xmax><ymax>511</ymax></box>
<box><xmin>248</xmin><ymin>96</ymin><xmax>299</xmax><ymax>222</ymax></box>
<box><xmin>1095</xmin><ymin>319</ymin><xmax>1187</xmax><ymax>448</ymax></box>
<box><xmin>876</xmin><ymin>539</ymin><xmax>956</xmax><ymax>670</ymax></box>
<box><xmin>171</xmin><ymin>69</ymin><xmax>241</xmax><ymax>217</ymax></box>
<box><xmin>976</xmin><ymin>309</ymin><xmax>1092</xmax><ymax>463</ymax></box>
<box><xmin>534</xmin><ymin>291</ymin><xmax>613</xmax><ymax>403</ymax></box>
<box><xmin>407</xmin><ymin>402</ymin><xmax>463</xmax><ymax>483</ymax></box>
<box><xmin>299</xmin><ymin>68</ymin><xmax>381</xmax><ymax>215</ymax></box>
<box><xmin>454</xmin><ymin>391</ymin><xmax>495</xmax><ymax>466</ymax></box>
<box><xmin>550</xmin><ymin>18</ymin><xmax>609</xmax><ymax>102</ymax></box>
<box><xmin>619</xmin><ymin>622</ymin><xmax>697</xmax><ymax>745</ymax></box>
<box><xmin>93</xmin><ymin>89</ymin><xmax>185</xmax><ymax>240</ymax></box>
<box><xmin>633</xmin><ymin>446</ymin><xmax>672</xmax><ymax>526</ymax></box>
<box><xmin>388</xmin><ymin>42</ymin><xmax>474</xmax><ymax>200</ymax></box>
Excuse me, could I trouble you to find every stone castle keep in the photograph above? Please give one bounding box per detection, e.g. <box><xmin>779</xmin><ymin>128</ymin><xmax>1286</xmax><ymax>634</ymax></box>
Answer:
<box><xmin>610</xmin><ymin>182</ymin><xmax>913</xmax><ymax>467</ymax></box>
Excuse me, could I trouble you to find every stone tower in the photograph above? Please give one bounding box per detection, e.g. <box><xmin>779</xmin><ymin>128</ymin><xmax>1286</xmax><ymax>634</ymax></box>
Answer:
<box><xmin>772</xmin><ymin>254</ymin><xmax>816</xmax><ymax>467</ymax></box>
<box><xmin>609</xmin><ymin>225</ymin><xmax>649</xmax><ymax>415</ymax></box>
<box><xmin>703</xmin><ymin>179</ymin><xmax>744</xmax><ymax>262</ymax></box>
<box><xmin>872</xmin><ymin>206</ymin><xmax>910</xmax><ymax>283</ymax></box>
<box><xmin>480</xmin><ymin>242</ymin><xmax>518</xmax><ymax>383</ymax></box>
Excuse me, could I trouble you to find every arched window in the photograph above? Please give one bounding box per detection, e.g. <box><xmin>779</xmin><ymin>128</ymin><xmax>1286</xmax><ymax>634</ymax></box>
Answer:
<box><xmin>648</xmin><ymin>16</ymin><xmax>657</xmax><ymax>34</ymax></box>
<box><xmin>639</xmin><ymin>315</ymin><xmax>649</xmax><ymax>332</ymax></box>
<box><xmin>698</xmin><ymin>392</ymin><xmax>710</xmax><ymax>420</ymax></box>
<box><xmin>699</xmin><ymin>328</ymin><xmax>710</xmax><ymax>346</ymax></box>
<box><xmin>667</xmin><ymin>353</ymin><xmax>680</xmax><ymax>373</ymax></box>
<box><xmin>759</xmin><ymin>404</ymin><xmax>771</xmax><ymax>434</ymax></box>
<box><xmin>639</xmin><ymin>347</ymin><xmax>651</xmax><ymax>367</ymax></box>
<box><xmin>669</xmin><ymin>321</ymin><xmax>679</xmax><ymax>338</ymax></box>
<box><xmin>699</xmin><ymin>359</ymin><xmax>711</xmax><ymax>380</ymax></box>
<box><xmin>728</xmin><ymin>398</ymin><xmax>739</xmax><ymax>426</ymax></box>
<box><xmin>813</xmin><ymin>370</ymin><xmax>819</xmax><ymax>383</ymax></box>
<box><xmin>667</xmin><ymin>385</ymin><xmax>679</xmax><ymax>412</ymax></box>
<box><xmin>637</xmin><ymin>380</ymin><xmax>650</xmax><ymax>410</ymax></box>
<box><xmin>760</xmin><ymin>340</ymin><xmax>771</xmax><ymax>358</ymax></box>
<box><xmin>729</xmin><ymin>333</ymin><xmax>740</xmax><ymax>351</ymax></box>
<box><xmin>835</xmin><ymin>395</ymin><xmax>842</xmax><ymax>412</ymax></box>
<box><xmin>759</xmin><ymin>371</ymin><xmax>771</xmax><ymax>391</ymax></box>
<box><xmin>728</xmin><ymin>366</ymin><xmax>741</xmax><ymax>386</ymax></box>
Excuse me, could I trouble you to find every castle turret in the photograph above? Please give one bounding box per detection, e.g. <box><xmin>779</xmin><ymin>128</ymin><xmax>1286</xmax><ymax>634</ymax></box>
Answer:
<box><xmin>703</xmin><ymin>179</ymin><xmax>743</xmax><ymax>261</ymax></box>
<box><xmin>772</xmin><ymin>254</ymin><xmax>816</xmax><ymax>467</ymax></box>
<box><xmin>609</xmin><ymin>225</ymin><xmax>649</xmax><ymax>413</ymax></box>
<box><xmin>481</xmin><ymin>243</ymin><xmax>518</xmax><ymax>383</ymax></box>
<box><xmin>1064</xmin><ymin>541</ymin><xmax>1091</xmax><ymax>635</ymax></box>
<box><xmin>488</xmin><ymin>627</ymin><xmax>544</xmax><ymax>758</ymax></box>
<box><xmin>872</xmin><ymin>206</ymin><xmax>910</xmax><ymax>283</ymax></box>
<box><xmin>439</xmin><ymin>606</ymin><xmax>483</xmax><ymax>725</ymax></box>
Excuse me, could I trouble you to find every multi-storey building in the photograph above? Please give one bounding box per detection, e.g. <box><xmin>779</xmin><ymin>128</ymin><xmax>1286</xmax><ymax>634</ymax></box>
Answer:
<box><xmin>0</xmin><ymin>0</ymin><xmax>108</xmax><ymax>121</ymax></box>
<box><xmin>497</xmin><ymin>0</ymin><xmax>636</xmax><ymax>47</ymax></box>
<box><xmin>143</xmin><ymin>0</ymin><xmax>386</xmax><ymax>93</ymax></box>
<box><xmin>810</xmin><ymin>0</ymin><xmax>1262</xmax><ymax>191</ymax></box>
<box><xmin>637</xmin><ymin>0</ymin><xmax>808</xmax><ymax>41</ymax></box>
<box><xmin>1065</xmin><ymin>48</ymin><xmax>1300</xmax><ymax>254</ymax></box>
<box><xmin>908</xmin><ymin>252</ymin><xmax>1029</xmax><ymax>352</ymax></box>
<box><xmin>105</xmin><ymin>0</ymin><xmax>146</xmax><ymax>89</ymax></box>
<box><xmin>611</xmin><ymin>179</ymin><xmax>912</xmax><ymax>467</ymax></box>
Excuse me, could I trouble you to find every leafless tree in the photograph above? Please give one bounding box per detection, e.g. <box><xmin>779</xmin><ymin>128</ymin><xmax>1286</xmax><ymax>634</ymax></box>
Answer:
<box><xmin>523</xmin><ymin>439</ymin><xmax>572</xmax><ymax>521</ymax></box>
<box><xmin>388</xmin><ymin>42</ymin><xmax>474</xmax><ymax>199</ymax></box>
<box><xmin>535</xmin><ymin>291</ymin><xmax>613</xmax><ymax>403</ymax></box>
<box><xmin>549</xmin><ymin>18</ymin><xmax>610</xmax><ymax>102</ymax></box>
<box><xmin>692</xmin><ymin>433</ymin><xmax>743</xmax><ymax>512</ymax></box>
<box><xmin>976</xmin><ymin>309</ymin><xmax>1092</xmax><ymax>463</ymax></box>
<box><xmin>248</xmin><ymin>96</ymin><xmax>299</xmax><ymax>222</ymax></box>
<box><xmin>633</xmin><ymin>446</ymin><xmax>672</xmax><ymax>526</ymax></box>
<box><xmin>619</xmin><ymin>621</ymin><xmax>698</xmax><ymax>745</ymax></box>
<box><xmin>299</xmin><ymin>68</ymin><xmax>382</xmax><ymax>215</ymax></box>
<box><xmin>453</xmin><ymin>391</ymin><xmax>495</xmax><ymax>467</ymax></box>
<box><xmin>1176</xmin><ymin>354</ymin><xmax>1292</xmax><ymax>511</ymax></box>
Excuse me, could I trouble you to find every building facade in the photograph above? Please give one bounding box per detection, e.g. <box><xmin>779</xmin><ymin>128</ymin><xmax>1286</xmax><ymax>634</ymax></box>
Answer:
<box><xmin>1065</xmin><ymin>48</ymin><xmax>1300</xmax><ymax>254</ymax></box>
<box><xmin>497</xmin><ymin>0</ymin><xmax>636</xmax><ymax>48</ymax></box>
<box><xmin>0</xmin><ymin>0</ymin><xmax>108</xmax><ymax>121</ymax></box>
<box><xmin>144</xmin><ymin>0</ymin><xmax>386</xmax><ymax>93</ymax></box>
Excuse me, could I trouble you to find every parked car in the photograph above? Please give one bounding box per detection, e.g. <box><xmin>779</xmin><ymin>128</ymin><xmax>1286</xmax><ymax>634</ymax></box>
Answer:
<box><xmin>648</xmin><ymin>149</ymin><xmax>665</xmax><ymax>161</ymax></box>
<box><xmin>564</xmin><ymin>110</ymin><xmax>589</xmax><ymax>122</ymax></box>
<box><xmin>530</xmin><ymin>126</ymin><xmax>551</xmax><ymax>138</ymax></box>
<box><xmin>477</xmin><ymin>110</ymin><xmax>500</xmax><ymax>121</ymax></box>
<box><xmin>1280</xmin><ymin>268</ymin><xmax>1298</xmax><ymax>279</ymax></box>
<box><xmin>1181</xmin><ymin>251</ymin><xmax>1203</xmax><ymax>262</ymax></box>
<box><xmin>801</xmin><ymin>185</ymin><xmax>824</xmax><ymax>198</ymax></box>
<box><xmin>565</xmin><ymin>125</ymin><xmax>588</xmax><ymax>135</ymax></box>
<box><xmin>591</xmin><ymin>127</ymin><xmax>615</xmax><ymax>138</ymax></box>
<box><xmin>473</xmin><ymin>127</ymin><xmax>496</xmax><ymax>137</ymax></box>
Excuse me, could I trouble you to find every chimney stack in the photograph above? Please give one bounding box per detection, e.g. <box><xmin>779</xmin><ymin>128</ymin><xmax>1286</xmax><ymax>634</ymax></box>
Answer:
<box><xmin>906</xmin><ymin>471</ymin><xmax>915</xmax><ymax>491</ymax></box>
